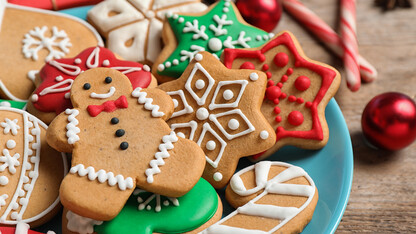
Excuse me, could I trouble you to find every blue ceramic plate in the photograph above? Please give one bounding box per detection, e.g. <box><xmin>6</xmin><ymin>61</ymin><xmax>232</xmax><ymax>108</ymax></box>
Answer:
<box><xmin>37</xmin><ymin>7</ymin><xmax>353</xmax><ymax>234</ymax></box>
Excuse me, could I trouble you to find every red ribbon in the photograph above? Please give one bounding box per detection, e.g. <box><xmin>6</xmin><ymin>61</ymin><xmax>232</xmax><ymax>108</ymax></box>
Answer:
<box><xmin>87</xmin><ymin>95</ymin><xmax>128</xmax><ymax>117</ymax></box>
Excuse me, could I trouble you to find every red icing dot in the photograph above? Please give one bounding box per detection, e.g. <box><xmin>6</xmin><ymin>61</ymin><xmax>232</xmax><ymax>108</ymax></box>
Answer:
<box><xmin>266</xmin><ymin>72</ymin><xmax>272</xmax><ymax>79</ymax></box>
<box><xmin>288</xmin><ymin>111</ymin><xmax>304</xmax><ymax>126</ymax></box>
<box><xmin>305</xmin><ymin>101</ymin><xmax>312</xmax><ymax>108</ymax></box>
<box><xmin>273</xmin><ymin>99</ymin><xmax>280</xmax><ymax>104</ymax></box>
<box><xmin>274</xmin><ymin>52</ymin><xmax>289</xmax><ymax>67</ymax></box>
<box><xmin>295</xmin><ymin>76</ymin><xmax>311</xmax><ymax>91</ymax></box>
<box><xmin>262</xmin><ymin>64</ymin><xmax>269</xmax><ymax>71</ymax></box>
<box><xmin>266</xmin><ymin>86</ymin><xmax>281</xmax><ymax>101</ymax></box>
<box><xmin>286</xmin><ymin>68</ymin><xmax>293</xmax><ymax>75</ymax></box>
<box><xmin>281</xmin><ymin>75</ymin><xmax>288</xmax><ymax>82</ymax></box>
<box><xmin>274</xmin><ymin>106</ymin><xmax>281</xmax><ymax>114</ymax></box>
<box><xmin>288</xmin><ymin>95</ymin><xmax>296</xmax><ymax>102</ymax></box>
<box><xmin>277</xmin><ymin>82</ymin><xmax>283</xmax><ymax>88</ymax></box>
<box><xmin>275</xmin><ymin>116</ymin><xmax>282</xmax><ymax>123</ymax></box>
<box><xmin>240</xmin><ymin>62</ymin><xmax>256</xmax><ymax>70</ymax></box>
<box><xmin>280</xmin><ymin>93</ymin><xmax>287</xmax><ymax>99</ymax></box>
<box><xmin>267</xmin><ymin>80</ymin><xmax>274</xmax><ymax>87</ymax></box>
<box><xmin>297</xmin><ymin>98</ymin><xmax>304</xmax><ymax>104</ymax></box>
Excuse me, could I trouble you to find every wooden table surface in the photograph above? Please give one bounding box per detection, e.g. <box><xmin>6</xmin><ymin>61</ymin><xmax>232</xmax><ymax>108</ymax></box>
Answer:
<box><xmin>273</xmin><ymin>0</ymin><xmax>416</xmax><ymax>232</ymax></box>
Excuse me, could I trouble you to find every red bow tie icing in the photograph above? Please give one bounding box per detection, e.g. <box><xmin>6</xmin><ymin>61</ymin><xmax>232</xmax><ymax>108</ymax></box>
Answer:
<box><xmin>87</xmin><ymin>95</ymin><xmax>128</xmax><ymax>117</ymax></box>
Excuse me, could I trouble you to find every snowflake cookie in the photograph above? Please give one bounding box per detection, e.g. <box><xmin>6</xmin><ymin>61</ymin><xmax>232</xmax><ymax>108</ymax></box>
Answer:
<box><xmin>26</xmin><ymin>47</ymin><xmax>157</xmax><ymax>124</ymax></box>
<box><xmin>152</xmin><ymin>0</ymin><xmax>274</xmax><ymax>83</ymax></box>
<box><xmin>63</xmin><ymin>178</ymin><xmax>222</xmax><ymax>234</ymax></box>
<box><xmin>203</xmin><ymin>161</ymin><xmax>318</xmax><ymax>234</ymax></box>
<box><xmin>222</xmin><ymin>31</ymin><xmax>341</xmax><ymax>160</ymax></box>
<box><xmin>0</xmin><ymin>0</ymin><xmax>102</xmax><ymax>102</ymax></box>
<box><xmin>87</xmin><ymin>0</ymin><xmax>207</xmax><ymax>64</ymax></box>
<box><xmin>46</xmin><ymin>68</ymin><xmax>206</xmax><ymax>221</ymax></box>
<box><xmin>0</xmin><ymin>107</ymin><xmax>67</xmax><ymax>226</ymax></box>
<box><xmin>158</xmin><ymin>52</ymin><xmax>276</xmax><ymax>188</ymax></box>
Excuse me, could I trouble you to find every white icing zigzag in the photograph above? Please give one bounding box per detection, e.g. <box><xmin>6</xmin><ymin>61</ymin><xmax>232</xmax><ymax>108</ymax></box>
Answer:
<box><xmin>145</xmin><ymin>131</ymin><xmax>178</xmax><ymax>183</ymax></box>
<box><xmin>70</xmin><ymin>164</ymin><xmax>134</xmax><ymax>191</ymax></box>
<box><xmin>132</xmin><ymin>88</ymin><xmax>165</xmax><ymax>118</ymax></box>
<box><xmin>65</xmin><ymin>109</ymin><xmax>80</xmax><ymax>144</ymax></box>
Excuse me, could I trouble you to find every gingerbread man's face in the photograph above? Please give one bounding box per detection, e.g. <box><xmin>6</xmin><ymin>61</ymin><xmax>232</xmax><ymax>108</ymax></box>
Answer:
<box><xmin>70</xmin><ymin>68</ymin><xmax>133</xmax><ymax>108</ymax></box>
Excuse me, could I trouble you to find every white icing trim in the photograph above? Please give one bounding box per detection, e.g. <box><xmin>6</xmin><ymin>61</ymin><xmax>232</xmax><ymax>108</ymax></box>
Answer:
<box><xmin>86</xmin><ymin>47</ymin><xmax>100</xmax><ymax>69</ymax></box>
<box><xmin>185</xmin><ymin>63</ymin><xmax>215</xmax><ymax>106</ymax></box>
<box><xmin>203</xmin><ymin>161</ymin><xmax>316</xmax><ymax>233</ymax></box>
<box><xmin>0</xmin><ymin>0</ymin><xmax>6</xmax><ymax>33</ymax></box>
<box><xmin>66</xmin><ymin>210</ymin><xmax>103</xmax><ymax>234</ymax></box>
<box><xmin>170</xmin><ymin>120</ymin><xmax>197</xmax><ymax>141</ymax></box>
<box><xmin>145</xmin><ymin>131</ymin><xmax>178</xmax><ymax>183</ymax></box>
<box><xmin>131</xmin><ymin>88</ymin><xmax>164</xmax><ymax>117</ymax></box>
<box><xmin>70</xmin><ymin>164</ymin><xmax>134</xmax><ymax>191</ymax></box>
<box><xmin>65</xmin><ymin>109</ymin><xmax>80</xmax><ymax>145</ymax></box>
<box><xmin>0</xmin><ymin>80</ymin><xmax>27</xmax><ymax>102</ymax></box>
<box><xmin>167</xmin><ymin>90</ymin><xmax>193</xmax><ymax>118</ymax></box>
<box><xmin>208</xmin><ymin>109</ymin><xmax>255</xmax><ymax>140</ymax></box>
<box><xmin>90</xmin><ymin>87</ymin><xmax>116</xmax><ymax>99</ymax></box>
<box><xmin>208</xmin><ymin>80</ymin><xmax>248</xmax><ymax>110</ymax></box>
<box><xmin>48</xmin><ymin>60</ymin><xmax>82</xmax><ymax>76</ymax></box>
<box><xmin>39</xmin><ymin>79</ymin><xmax>73</xmax><ymax>96</ymax></box>
<box><xmin>0</xmin><ymin>107</ymin><xmax>68</xmax><ymax>225</ymax></box>
<box><xmin>196</xmin><ymin>123</ymin><xmax>226</xmax><ymax>169</ymax></box>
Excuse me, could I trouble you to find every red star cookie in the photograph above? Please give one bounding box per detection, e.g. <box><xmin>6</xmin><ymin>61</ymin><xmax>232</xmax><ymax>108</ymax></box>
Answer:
<box><xmin>222</xmin><ymin>31</ymin><xmax>341</xmax><ymax>160</ymax></box>
<box><xmin>158</xmin><ymin>51</ymin><xmax>276</xmax><ymax>188</ymax></box>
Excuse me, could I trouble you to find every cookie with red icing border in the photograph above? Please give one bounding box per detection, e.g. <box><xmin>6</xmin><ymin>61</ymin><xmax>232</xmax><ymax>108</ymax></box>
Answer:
<box><xmin>8</xmin><ymin>0</ymin><xmax>103</xmax><ymax>11</ymax></box>
<box><xmin>0</xmin><ymin>107</ymin><xmax>67</xmax><ymax>227</ymax></box>
<box><xmin>87</xmin><ymin>0</ymin><xmax>207</xmax><ymax>64</ymax></box>
<box><xmin>158</xmin><ymin>51</ymin><xmax>276</xmax><ymax>189</ymax></box>
<box><xmin>0</xmin><ymin>0</ymin><xmax>102</xmax><ymax>102</ymax></box>
<box><xmin>46</xmin><ymin>68</ymin><xmax>206</xmax><ymax>221</ymax></box>
<box><xmin>222</xmin><ymin>31</ymin><xmax>341</xmax><ymax>160</ymax></box>
<box><xmin>203</xmin><ymin>161</ymin><xmax>318</xmax><ymax>234</ymax></box>
<box><xmin>26</xmin><ymin>47</ymin><xmax>157</xmax><ymax>124</ymax></box>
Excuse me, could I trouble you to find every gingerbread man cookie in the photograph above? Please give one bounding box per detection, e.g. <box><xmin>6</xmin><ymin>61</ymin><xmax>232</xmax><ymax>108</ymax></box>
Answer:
<box><xmin>47</xmin><ymin>68</ymin><xmax>206</xmax><ymax>221</ymax></box>
<box><xmin>0</xmin><ymin>107</ymin><xmax>67</xmax><ymax>227</ymax></box>
<box><xmin>158</xmin><ymin>52</ymin><xmax>276</xmax><ymax>188</ymax></box>
<box><xmin>204</xmin><ymin>161</ymin><xmax>318</xmax><ymax>234</ymax></box>
<box><xmin>152</xmin><ymin>0</ymin><xmax>274</xmax><ymax>83</ymax></box>
<box><xmin>222</xmin><ymin>31</ymin><xmax>341</xmax><ymax>160</ymax></box>
<box><xmin>27</xmin><ymin>46</ymin><xmax>157</xmax><ymax>124</ymax></box>
<box><xmin>87</xmin><ymin>0</ymin><xmax>207</xmax><ymax>64</ymax></box>
<box><xmin>0</xmin><ymin>0</ymin><xmax>102</xmax><ymax>102</ymax></box>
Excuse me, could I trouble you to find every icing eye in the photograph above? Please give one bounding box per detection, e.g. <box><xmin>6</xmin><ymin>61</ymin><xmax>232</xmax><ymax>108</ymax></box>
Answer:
<box><xmin>105</xmin><ymin>77</ymin><xmax>112</xmax><ymax>84</ymax></box>
<box><xmin>83</xmin><ymin>83</ymin><xmax>91</xmax><ymax>90</ymax></box>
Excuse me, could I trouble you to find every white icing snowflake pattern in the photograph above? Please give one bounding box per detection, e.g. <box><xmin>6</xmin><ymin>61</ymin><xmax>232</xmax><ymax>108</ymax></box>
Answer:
<box><xmin>0</xmin><ymin>149</ymin><xmax>20</xmax><ymax>174</ymax></box>
<box><xmin>133</xmin><ymin>189</ymin><xmax>179</xmax><ymax>213</ymax></box>
<box><xmin>22</xmin><ymin>26</ymin><xmax>72</xmax><ymax>61</ymax></box>
<box><xmin>1</xmin><ymin>118</ymin><xmax>20</xmax><ymax>135</ymax></box>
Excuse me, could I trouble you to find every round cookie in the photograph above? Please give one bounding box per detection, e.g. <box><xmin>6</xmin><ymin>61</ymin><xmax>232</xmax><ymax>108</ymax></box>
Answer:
<box><xmin>62</xmin><ymin>178</ymin><xmax>222</xmax><ymax>234</ymax></box>
<box><xmin>222</xmin><ymin>31</ymin><xmax>341</xmax><ymax>160</ymax></box>
<box><xmin>26</xmin><ymin>46</ymin><xmax>157</xmax><ymax>124</ymax></box>
<box><xmin>203</xmin><ymin>161</ymin><xmax>318</xmax><ymax>233</ymax></box>
<box><xmin>0</xmin><ymin>0</ymin><xmax>102</xmax><ymax>101</ymax></box>
<box><xmin>0</xmin><ymin>107</ymin><xmax>67</xmax><ymax>227</ymax></box>
<box><xmin>46</xmin><ymin>68</ymin><xmax>206</xmax><ymax>221</ymax></box>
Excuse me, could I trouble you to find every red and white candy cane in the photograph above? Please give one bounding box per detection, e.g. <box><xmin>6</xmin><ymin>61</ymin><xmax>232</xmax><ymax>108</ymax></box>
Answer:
<box><xmin>282</xmin><ymin>0</ymin><xmax>377</xmax><ymax>89</ymax></box>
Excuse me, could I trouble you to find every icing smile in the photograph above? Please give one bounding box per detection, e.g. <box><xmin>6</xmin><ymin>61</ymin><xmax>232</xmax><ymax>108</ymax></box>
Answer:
<box><xmin>90</xmin><ymin>86</ymin><xmax>116</xmax><ymax>99</ymax></box>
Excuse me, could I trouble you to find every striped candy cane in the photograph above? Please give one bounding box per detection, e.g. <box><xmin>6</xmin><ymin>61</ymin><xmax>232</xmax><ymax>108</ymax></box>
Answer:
<box><xmin>282</xmin><ymin>0</ymin><xmax>377</xmax><ymax>88</ymax></box>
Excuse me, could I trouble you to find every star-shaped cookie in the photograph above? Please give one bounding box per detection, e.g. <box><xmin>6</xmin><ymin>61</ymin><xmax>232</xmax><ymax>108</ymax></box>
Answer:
<box><xmin>158</xmin><ymin>51</ymin><xmax>276</xmax><ymax>188</ymax></box>
<box><xmin>222</xmin><ymin>31</ymin><xmax>341</xmax><ymax>160</ymax></box>
<box><xmin>153</xmin><ymin>0</ymin><xmax>274</xmax><ymax>83</ymax></box>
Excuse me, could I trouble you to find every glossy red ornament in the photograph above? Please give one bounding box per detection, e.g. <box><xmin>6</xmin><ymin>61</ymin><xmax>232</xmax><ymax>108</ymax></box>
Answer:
<box><xmin>361</xmin><ymin>92</ymin><xmax>416</xmax><ymax>150</ymax></box>
<box><xmin>236</xmin><ymin>0</ymin><xmax>282</xmax><ymax>32</ymax></box>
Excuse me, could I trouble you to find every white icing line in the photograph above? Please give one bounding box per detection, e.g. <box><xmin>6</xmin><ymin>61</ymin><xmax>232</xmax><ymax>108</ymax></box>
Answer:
<box><xmin>0</xmin><ymin>0</ymin><xmax>6</xmax><ymax>33</ymax></box>
<box><xmin>131</xmin><ymin>88</ymin><xmax>164</xmax><ymax>117</ymax></box>
<box><xmin>65</xmin><ymin>109</ymin><xmax>80</xmax><ymax>145</ymax></box>
<box><xmin>0</xmin><ymin>80</ymin><xmax>27</xmax><ymax>102</ymax></box>
<box><xmin>145</xmin><ymin>131</ymin><xmax>178</xmax><ymax>183</ymax></box>
<box><xmin>90</xmin><ymin>87</ymin><xmax>116</xmax><ymax>99</ymax></box>
<box><xmin>70</xmin><ymin>164</ymin><xmax>134</xmax><ymax>191</ymax></box>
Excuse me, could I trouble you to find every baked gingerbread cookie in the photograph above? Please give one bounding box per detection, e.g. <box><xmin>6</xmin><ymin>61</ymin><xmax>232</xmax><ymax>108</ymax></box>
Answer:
<box><xmin>203</xmin><ymin>161</ymin><xmax>318</xmax><ymax>233</ymax></box>
<box><xmin>46</xmin><ymin>68</ymin><xmax>206</xmax><ymax>221</ymax></box>
<box><xmin>62</xmin><ymin>178</ymin><xmax>222</xmax><ymax>234</ymax></box>
<box><xmin>0</xmin><ymin>100</ymin><xmax>26</xmax><ymax>110</ymax></box>
<box><xmin>8</xmin><ymin>0</ymin><xmax>103</xmax><ymax>11</ymax></box>
<box><xmin>26</xmin><ymin>46</ymin><xmax>157</xmax><ymax>124</ymax></box>
<box><xmin>152</xmin><ymin>0</ymin><xmax>275</xmax><ymax>83</ymax></box>
<box><xmin>0</xmin><ymin>107</ymin><xmax>67</xmax><ymax>227</ymax></box>
<box><xmin>222</xmin><ymin>31</ymin><xmax>341</xmax><ymax>160</ymax></box>
<box><xmin>0</xmin><ymin>0</ymin><xmax>102</xmax><ymax>102</ymax></box>
<box><xmin>87</xmin><ymin>0</ymin><xmax>207</xmax><ymax>64</ymax></box>
<box><xmin>158</xmin><ymin>52</ymin><xmax>276</xmax><ymax>188</ymax></box>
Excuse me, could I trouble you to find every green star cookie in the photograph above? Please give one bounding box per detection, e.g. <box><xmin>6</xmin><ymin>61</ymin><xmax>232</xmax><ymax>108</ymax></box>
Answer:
<box><xmin>152</xmin><ymin>0</ymin><xmax>274</xmax><ymax>82</ymax></box>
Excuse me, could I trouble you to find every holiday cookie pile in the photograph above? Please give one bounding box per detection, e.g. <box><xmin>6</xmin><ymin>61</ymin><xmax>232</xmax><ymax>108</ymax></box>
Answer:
<box><xmin>0</xmin><ymin>0</ymin><xmax>342</xmax><ymax>233</ymax></box>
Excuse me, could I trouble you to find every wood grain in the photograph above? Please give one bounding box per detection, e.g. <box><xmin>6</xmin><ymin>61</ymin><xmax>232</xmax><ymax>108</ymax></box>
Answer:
<box><xmin>273</xmin><ymin>0</ymin><xmax>416</xmax><ymax>232</ymax></box>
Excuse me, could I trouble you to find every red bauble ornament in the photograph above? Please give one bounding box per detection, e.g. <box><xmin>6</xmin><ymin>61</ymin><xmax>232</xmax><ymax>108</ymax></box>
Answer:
<box><xmin>236</xmin><ymin>0</ymin><xmax>282</xmax><ymax>32</ymax></box>
<box><xmin>361</xmin><ymin>92</ymin><xmax>416</xmax><ymax>150</ymax></box>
